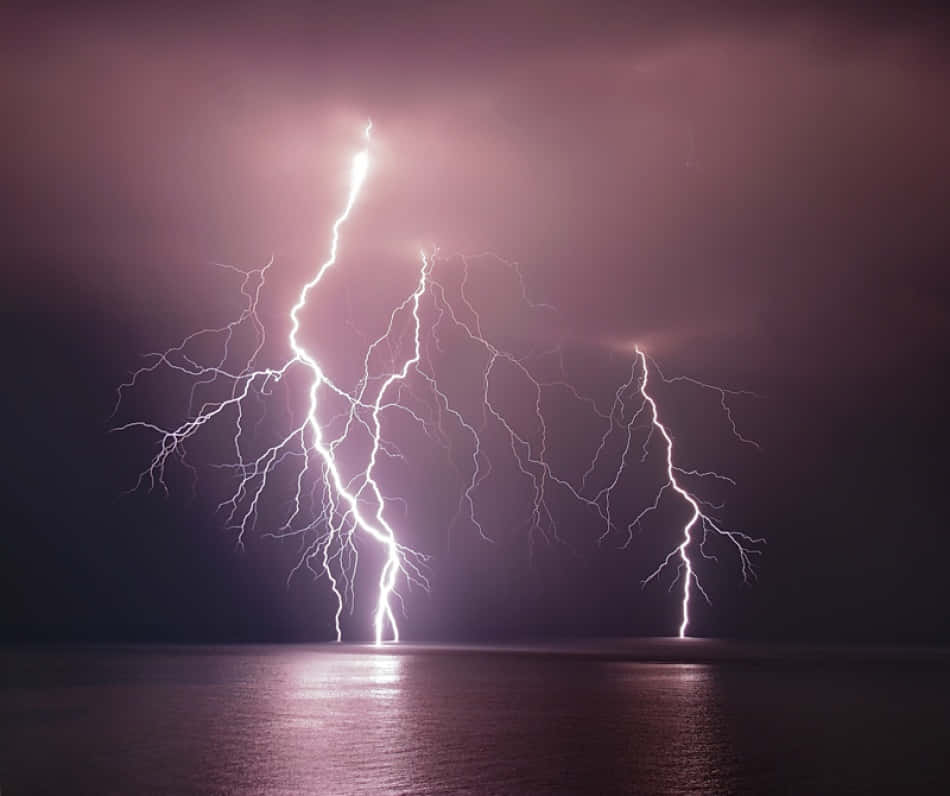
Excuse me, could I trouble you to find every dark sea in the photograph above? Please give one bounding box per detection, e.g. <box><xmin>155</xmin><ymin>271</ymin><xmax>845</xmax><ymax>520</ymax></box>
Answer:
<box><xmin>1</xmin><ymin>640</ymin><xmax>948</xmax><ymax>794</ymax></box>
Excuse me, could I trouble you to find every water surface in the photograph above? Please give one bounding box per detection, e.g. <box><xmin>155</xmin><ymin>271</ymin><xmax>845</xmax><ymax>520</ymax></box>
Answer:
<box><xmin>1</xmin><ymin>641</ymin><xmax>947</xmax><ymax>793</ymax></box>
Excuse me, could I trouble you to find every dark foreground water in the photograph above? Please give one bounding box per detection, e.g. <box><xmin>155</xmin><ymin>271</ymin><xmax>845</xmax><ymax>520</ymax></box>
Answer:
<box><xmin>1</xmin><ymin>641</ymin><xmax>948</xmax><ymax>794</ymax></box>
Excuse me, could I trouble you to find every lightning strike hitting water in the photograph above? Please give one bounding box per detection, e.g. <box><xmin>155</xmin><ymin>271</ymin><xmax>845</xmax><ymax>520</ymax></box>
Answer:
<box><xmin>115</xmin><ymin>123</ymin><xmax>428</xmax><ymax>644</ymax></box>
<box><xmin>634</xmin><ymin>346</ymin><xmax>765</xmax><ymax>637</ymax></box>
<box><xmin>115</xmin><ymin>123</ymin><xmax>763</xmax><ymax>640</ymax></box>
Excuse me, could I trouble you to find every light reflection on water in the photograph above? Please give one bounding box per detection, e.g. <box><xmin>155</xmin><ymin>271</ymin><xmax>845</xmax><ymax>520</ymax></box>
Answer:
<box><xmin>0</xmin><ymin>643</ymin><xmax>947</xmax><ymax>794</ymax></box>
<box><xmin>290</xmin><ymin>650</ymin><xmax>403</xmax><ymax>702</ymax></box>
<box><xmin>269</xmin><ymin>652</ymin><xmax>732</xmax><ymax>794</ymax></box>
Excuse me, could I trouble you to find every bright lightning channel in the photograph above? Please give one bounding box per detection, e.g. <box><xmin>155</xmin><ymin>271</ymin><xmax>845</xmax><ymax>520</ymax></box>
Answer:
<box><xmin>115</xmin><ymin>121</ymin><xmax>430</xmax><ymax>645</ymax></box>
<box><xmin>284</xmin><ymin>120</ymin><xmax>411</xmax><ymax>644</ymax></box>
<box><xmin>635</xmin><ymin>345</ymin><xmax>765</xmax><ymax>637</ymax></box>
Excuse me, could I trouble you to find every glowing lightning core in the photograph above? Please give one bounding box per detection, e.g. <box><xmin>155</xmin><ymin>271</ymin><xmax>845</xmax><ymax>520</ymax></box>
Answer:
<box><xmin>636</xmin><ymin>345</ymin><xmax>700</xmax><ymax>637</ymax></box>
<box><xmin>278</xmin><ymin>121</ymin><xmax>436</xmax><ymax>643</ymax></box>
<box><xmin>283</xmin><ymin>122</ymin><xmax>407</xmax><ymax>644</ymax></box>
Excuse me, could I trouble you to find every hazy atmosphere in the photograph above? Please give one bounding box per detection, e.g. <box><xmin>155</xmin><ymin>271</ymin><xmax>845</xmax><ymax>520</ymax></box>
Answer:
<box><xmin>3</xmin><ymin>1</ymin><xmax>949</xmax><ymax>643</ymax></box>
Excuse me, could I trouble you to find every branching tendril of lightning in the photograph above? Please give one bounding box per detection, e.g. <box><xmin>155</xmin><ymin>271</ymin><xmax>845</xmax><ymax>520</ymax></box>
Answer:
<box><xmin>114</xmin><ymin>122</ymin><xmax>764</xmax><ymax>642</ymax></box>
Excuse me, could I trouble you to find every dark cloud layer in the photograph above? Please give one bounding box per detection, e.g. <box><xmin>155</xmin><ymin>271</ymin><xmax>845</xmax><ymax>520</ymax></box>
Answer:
<box><xmin>2</xmin><ymin>2</ymin><xmax>949</xmax><ymax>641</ymax></box>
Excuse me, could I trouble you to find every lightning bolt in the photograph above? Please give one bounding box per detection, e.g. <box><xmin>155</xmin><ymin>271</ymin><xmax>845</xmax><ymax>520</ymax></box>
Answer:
<box><xmin>635</xmin><ymin>345</ymin><xmax>765</xmax><ymax>637</ymax></box>
<box><xmin>115</xmin><ymin>122</ymin><xmax>430</xmax><ymax>645</ymax></box>
<box><xmin>281</xmin><ymin>121</ymin><xmax>419</xmax><ymax>644</ymax></box>
<box><xmin>114</xmin><ymin>122</ymin><xmax>764</xmax><ymax>642</ymax></box>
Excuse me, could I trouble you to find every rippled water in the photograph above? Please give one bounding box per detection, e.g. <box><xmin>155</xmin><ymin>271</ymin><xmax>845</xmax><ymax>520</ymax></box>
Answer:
<box><xmin>1</xmin><ymin>641</ymin><xmax>948</xmax><ymax>793</ymax></box>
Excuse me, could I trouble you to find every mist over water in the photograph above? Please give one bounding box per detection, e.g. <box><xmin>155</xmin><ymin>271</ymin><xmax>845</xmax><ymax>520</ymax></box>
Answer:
<box><xmin>1</xmin><ymin>641</ymin><xmax>947</xmax><ymax>793</ymax></box>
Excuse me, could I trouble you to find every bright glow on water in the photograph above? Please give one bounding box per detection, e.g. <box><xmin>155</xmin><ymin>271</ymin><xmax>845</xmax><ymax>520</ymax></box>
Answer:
<box><xmin>1</xmin><ymin>642</ymin><xmax>948</xmax><ymax>793</ymax></box>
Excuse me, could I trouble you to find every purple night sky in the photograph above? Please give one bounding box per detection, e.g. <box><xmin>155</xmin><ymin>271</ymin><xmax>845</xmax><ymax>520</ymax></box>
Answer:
<box><xmin>2</xmin><ymin>1</ymin><xmax>948</xmax><ymax>642</ymax></box>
